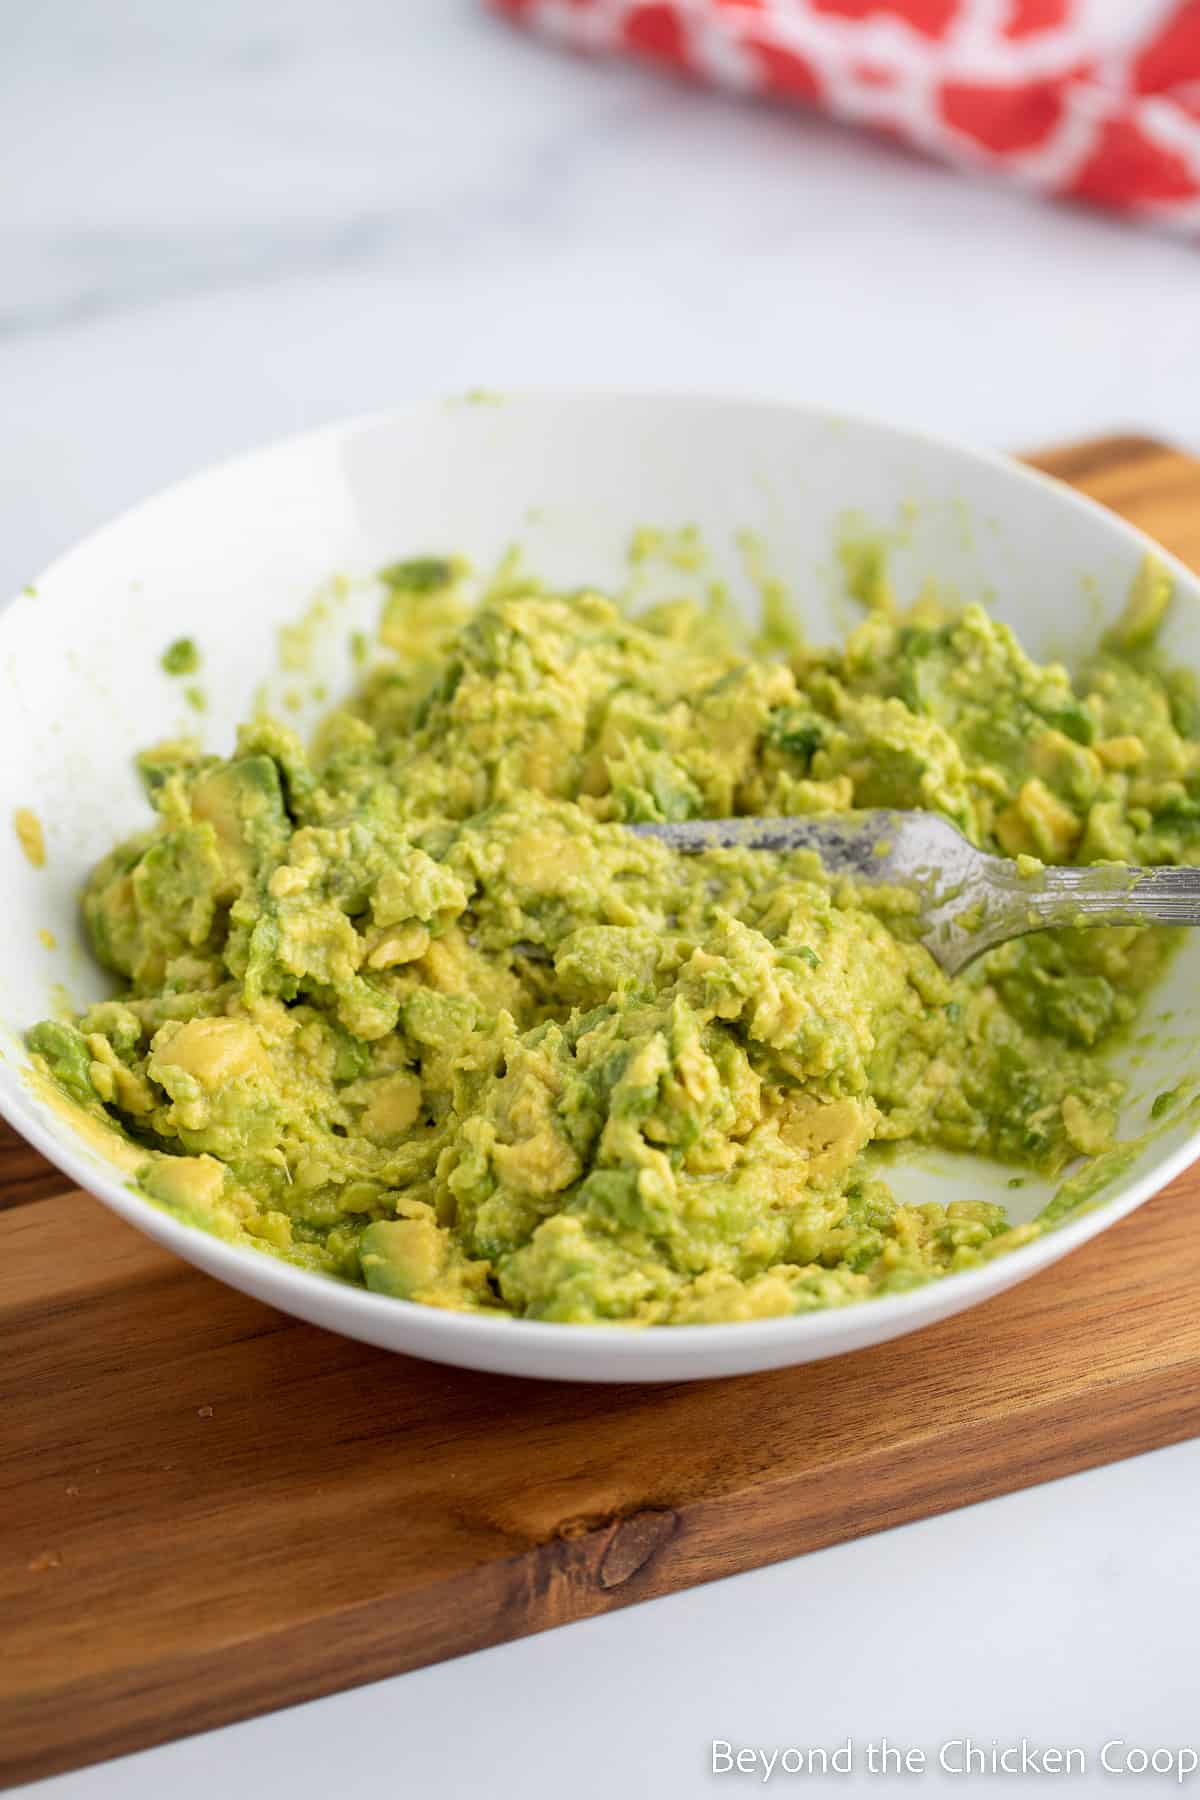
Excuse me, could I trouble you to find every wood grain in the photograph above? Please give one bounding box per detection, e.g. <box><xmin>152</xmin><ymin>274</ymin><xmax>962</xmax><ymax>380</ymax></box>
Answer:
<box><xmin>0</xmin><ymin>1118</ymin><xmax>61</xmax><ymax>1210</ymax></box>
<box><xmin>4</xmin><ymin>433</ymin><xmax>1200</xmax><ymax>1787</ymax></box>
<box><xmin>5</xmin><ymin>1174</ymin><xmax>1200</xmax><ymax>1786</ymax></box>
<box><xmin>1025</xmin><ymin>434</ymin><xmax>1200</xmax><ymax>569</ymax></box>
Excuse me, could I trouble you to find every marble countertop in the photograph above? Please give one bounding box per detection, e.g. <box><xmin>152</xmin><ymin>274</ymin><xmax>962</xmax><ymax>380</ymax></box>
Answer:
<box><xmin>6</xmin><ymin>3</ymin><xmax>1199</xmax><ymax>1795</ymax></box>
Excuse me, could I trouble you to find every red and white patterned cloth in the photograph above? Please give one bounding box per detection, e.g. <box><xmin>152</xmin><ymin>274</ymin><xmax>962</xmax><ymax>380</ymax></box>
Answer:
<box><xmin>488</xmin><ymin>0</ymin><xmax>1200</xmax><ymax>230</ymax></box>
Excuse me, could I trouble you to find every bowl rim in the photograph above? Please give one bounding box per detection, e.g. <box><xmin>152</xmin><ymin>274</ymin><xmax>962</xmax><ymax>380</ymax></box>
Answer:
<box><xmin>8</xmin><ymin>1071</ymin><xmax>1200</xmax><ymax>1370</ymax></box>
<box><xmin>5</xmin><ymin>387</ymin><xmax>1199</xmax><ymax>1373</ymax></box>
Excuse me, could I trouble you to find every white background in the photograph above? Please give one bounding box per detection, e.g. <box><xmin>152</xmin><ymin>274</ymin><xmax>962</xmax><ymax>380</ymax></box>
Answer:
<box><xmin>6</xmin><ymin>3</ymin><xmax>1200</xmax><ymax>1794</ymax></box>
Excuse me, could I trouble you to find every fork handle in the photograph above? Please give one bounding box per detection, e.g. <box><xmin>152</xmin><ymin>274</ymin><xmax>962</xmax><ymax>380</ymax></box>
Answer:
<box><xmin>1025</xmin><ymin>863</ymin><xmax>1200</xmax><ymax>931</ymax></box>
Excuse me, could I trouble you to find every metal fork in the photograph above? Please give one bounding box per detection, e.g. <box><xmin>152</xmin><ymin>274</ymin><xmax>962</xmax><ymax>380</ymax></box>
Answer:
<box><xmin>630</xmin><ymin>811</ymin><xmax>1200</xmax><ymax>976</ymax></box>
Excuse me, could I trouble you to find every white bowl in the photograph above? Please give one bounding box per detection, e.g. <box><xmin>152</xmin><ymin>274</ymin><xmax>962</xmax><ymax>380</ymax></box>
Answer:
<box><xmin>3</xmin><ymin>392</ymin><xmax>1199</xmax><ymax>1382</ymax></box>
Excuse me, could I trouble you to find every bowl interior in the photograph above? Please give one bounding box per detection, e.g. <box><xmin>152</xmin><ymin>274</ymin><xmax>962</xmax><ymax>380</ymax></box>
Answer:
<box><xmin>3</xmin><ymin>392</ymin><xmax>1200</xmax><ymax>1372</ymax></box>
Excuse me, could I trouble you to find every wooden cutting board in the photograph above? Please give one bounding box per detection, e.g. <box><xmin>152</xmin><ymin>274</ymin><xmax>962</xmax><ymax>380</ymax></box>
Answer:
<box><xmin>6</xmin><ymin>434</ymin><xmax>1200</xmax><ymax>1788</ymax></box>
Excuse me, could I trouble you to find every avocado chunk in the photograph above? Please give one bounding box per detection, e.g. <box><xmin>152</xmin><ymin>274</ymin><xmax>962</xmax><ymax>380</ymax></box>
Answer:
<box><xmin>360</xmin><ymin>1217</ymin><xmax>448</xmax><ymax>1300</ymax></box>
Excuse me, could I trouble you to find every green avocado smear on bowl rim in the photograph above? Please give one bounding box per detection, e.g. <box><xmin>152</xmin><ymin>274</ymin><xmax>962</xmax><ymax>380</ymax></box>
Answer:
<box><xmin>25</xmin><ymin>550</ymin><xmax>1200</xmax><ymax>1325</ymax></box>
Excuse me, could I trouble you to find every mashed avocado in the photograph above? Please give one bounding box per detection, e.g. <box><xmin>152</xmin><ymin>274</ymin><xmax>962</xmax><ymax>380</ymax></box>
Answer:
<box><xmin>26</xmin><ymin>553</ymin><xmax>1199</xmax><ymax>1325</ymax></box>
